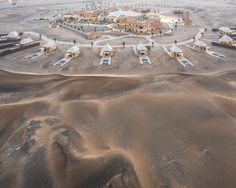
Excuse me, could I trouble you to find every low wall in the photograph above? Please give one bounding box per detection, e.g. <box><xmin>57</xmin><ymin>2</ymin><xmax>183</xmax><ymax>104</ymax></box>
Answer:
<box><xmin>59</xmin><ymin>24</ymin><xmax>87</xmax><ymax>38</ymax></box>
<box><xmin>0</xmin><ymin>42</ymin><xmax>40</xmax><ymax>56</ymax></box>
<box><xmin>212</xmin><ymin>42</ymin><xmax>236</xmax><ymax>50</ymax></box>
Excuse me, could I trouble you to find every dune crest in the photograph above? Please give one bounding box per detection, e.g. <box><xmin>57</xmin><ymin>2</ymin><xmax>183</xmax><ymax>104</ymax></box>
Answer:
<box><xmin>0</xmin><ymin>70</ymin><xmax>236</xmax><ymax>188</ymax></box>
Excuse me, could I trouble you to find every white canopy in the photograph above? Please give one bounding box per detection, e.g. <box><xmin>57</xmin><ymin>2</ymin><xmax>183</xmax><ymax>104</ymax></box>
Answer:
<box><xmin>193</xmin><ymin>40</ymin><xmax>208</xmax><ymax>47</ymax></box>
<box><xmin>137</xmin><ymin>43</ymin><xmax>147</xmax><ymax>51</ymax></box>
<box><xmin>102</xmin><ymin>44</ymin><xmax>113</xmax><ymax>52</ymax></box>
<box><xmin>170</xmin><ymin>45</ymin><xmax>183</xmax><ymax>53</ymax></box>
<box><xmin>20</xmin><ymin>37</ymin><xmax>33</xmax><ymax>45</ymax></box>
<box><xmin>219</xmin><ymin>27</ymin><xmax>232</xmax><ymax>34</ymax></box>
<box><xmin>67</xmin><ymin>45</ymin><xmax>80</xmax><ymax>53</ymax></box>
<box><xmin>43</xmin><ymin>40</ymin><xmax>56</xmax><ymax>48</ymax></box>
<box><xmin>219</xmin><ymin>35</ymin><xmax>233</xmax><ymax>43</ymax></box>
<box><xmin>7</xmin><ymin>31</ymin><xmax>19</xmax><ymax>39</ymax></box>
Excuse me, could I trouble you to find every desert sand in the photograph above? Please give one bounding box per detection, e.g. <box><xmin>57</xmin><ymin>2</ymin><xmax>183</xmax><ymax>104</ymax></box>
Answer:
<box><xmin>0</xmin><ymin>69</ymin><xmax>236</xmax><ymax>188</ymax></box>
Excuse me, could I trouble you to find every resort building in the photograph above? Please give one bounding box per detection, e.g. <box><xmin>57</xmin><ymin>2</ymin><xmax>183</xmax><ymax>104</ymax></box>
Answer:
<box><xmin>75</xmin><ymin>10</ymin><xmax>99</xmax><ymax>21</ymax></box>
<box><xmin>19</xmin><ymin>38</ymin><xmax>33</xmax><ymax>46</ymax></box>
<box><xmin>65</xmin><ymin>45</ymin><xmax>80</xmax><ymax>59</ymax></box>
<box><xmin>116</xmin><ymin>16</ymin><xmax>161</xmax><ymax>34</ymax></box>
<box><xmin>136</xmin><ymin>43</ymin><xmax>148</xmax><ymax>56</ymax></box>
<box><xmin>219</xmin><ymin>27</ymin><xmax>233</xmax><ymax>35</ymax></box>
<box><xmin>193</xmin><ymin>40</ymin><xmax>209</xmax><ymax>52</ymax></box>
<box><xmin>219</xmin><ymin>35</ymin><xmax>234</xmax><ymax>46</ymax></box>
<box><xmin>41</xmin><ymin>40</ymin><xmax>57</xmax><ymax>53</ymax></box>
<box><xmin>7</xmin><ymin>31</ymin><xmax>20</xmax><ymax>39</ymax></box>
<box><xmin>170</xmin><ymin>45</ymin><xmax>183</xmax><ymax>58</ymax></box>
<box><xmin>100</xmin><ymin>44</ymin><xmax>114</xmax><ymax>57</ymax></box>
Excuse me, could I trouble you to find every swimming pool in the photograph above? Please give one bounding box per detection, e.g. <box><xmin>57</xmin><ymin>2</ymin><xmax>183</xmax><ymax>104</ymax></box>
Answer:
<box><xmin>102</xmin><ymin>59</ymin><xmax>109</xmax><ymax>64</ymax></box>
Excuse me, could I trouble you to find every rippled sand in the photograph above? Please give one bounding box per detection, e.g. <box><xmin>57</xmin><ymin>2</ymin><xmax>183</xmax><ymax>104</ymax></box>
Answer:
<box><xmin>0</xmin><ymin>70</ymin><xmax>236</xmax><ymax>188</ymax></box>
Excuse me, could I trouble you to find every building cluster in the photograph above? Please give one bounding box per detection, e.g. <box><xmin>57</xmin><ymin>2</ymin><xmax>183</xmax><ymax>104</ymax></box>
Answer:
<box><xmin>116</xmin><ymin>16</ymin><xmax>161</xmax><ymax>34</ymax></box>
<box><xmin>55</xmin><ymin>7</ymin><xmax>162</xmax><ymax>34</ymax></box>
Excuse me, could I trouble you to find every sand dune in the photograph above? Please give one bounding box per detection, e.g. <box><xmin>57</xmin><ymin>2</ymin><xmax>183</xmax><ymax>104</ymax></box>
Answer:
<box><xmin>0</xmin><ymin>69</ymin><xmax>236</xmax><ymax>188</ymax></box>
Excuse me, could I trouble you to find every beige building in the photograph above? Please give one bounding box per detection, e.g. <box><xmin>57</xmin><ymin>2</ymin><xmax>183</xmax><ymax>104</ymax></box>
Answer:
<box><xmin>117</xmin><ymin>16</ymin><xmax>161</xmax><ymax>34</ymax></box>
<box><xmin>75</xmin><ymin>11</ymin><xmax>99</xmax><ymax>21</ymax></box>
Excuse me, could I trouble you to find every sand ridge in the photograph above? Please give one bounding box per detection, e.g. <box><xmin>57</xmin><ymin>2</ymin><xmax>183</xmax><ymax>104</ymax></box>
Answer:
<box><xmin>0</xmin><ymin>69</ymin><xmax>236</xmax><ymax>187</ymax></box>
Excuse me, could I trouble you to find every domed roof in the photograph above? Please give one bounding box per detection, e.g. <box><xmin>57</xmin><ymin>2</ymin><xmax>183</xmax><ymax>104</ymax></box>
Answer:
<box><xmin>7</xmin><ymin>31</ymin><xmax>19</xmax><ymax>39</ymax></box>
<box><xmin>102</xmin><ymin>44</ymin><xmax>113</xmax><ymax>52</ymax></box>
<box><xmin>20</xmin><ymin>37</ymin><xmax>33</xmax><ymax>45</ymax></box>
<box><xmin>219</xmin><ymin>35</ymin><xmax>233</xmax><ymax>43</ymax></box>
<box><xmin>170</xmin><ymin>45</ymin><xmax>183</xmax><ymax>53</ymax></box>
<box><xmin>137</xmin><ymin>43</ymin><xmax>147</xmax><ymax>51</ymax></box>
<box><xmin>67</xmin><ymin>44</ymin><xmax>80</xmax><ymax>53</ymax></box>
<box><xmin>193</xmin><ymin>40</ymin><xmax>208</xmax><ymax>47</ymax></box>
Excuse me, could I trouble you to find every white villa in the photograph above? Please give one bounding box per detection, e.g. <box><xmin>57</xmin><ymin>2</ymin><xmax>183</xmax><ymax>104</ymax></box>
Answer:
<box><xmin>193</xmin><ymin>40</ymin><xmax>209</xmax><ymax>52</ymax></box>
<box><xmin>100</xmin><ymin>44</ymin><xmax>114</xmax><ymax>57</ymax></box>
<box><xmin>136</xmin><ymin>43</ymin><xmax>148</xmax><ymax>56</ymax></box>
<box><xmin>65</xmin><ymin>45</ymin><xmax>80</xmax><ymax>59</ymax></box>
<box><xmin>41</xmin><ymin>40</ymin><xmax>57</xmax><ymax>52</ymax></box>
<box><xmin>219</xmin><ymin>27</ymin><xmax>233</xmax><ymax>35</ymax></box>
<box><xmin>6</xmin><ymin>31</ymin><xmax>20</xmax><ymax>39</ymax></box>
<box><xmin>170</xmin><ymin>45</ymin><xmax>183</xmax><ymax>58</ymax></box>
<box><xmin>19</xmin><ymin>38</ymin><xmax>33</xmax><ymax>46</ymax></box>
<box><xmin>219</xmin><ymin>35</ymin><xmax>234</xmax><ymax>46</ymax></box>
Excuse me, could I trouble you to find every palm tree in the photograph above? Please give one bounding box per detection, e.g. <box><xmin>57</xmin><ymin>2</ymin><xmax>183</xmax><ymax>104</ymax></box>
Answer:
<box><xmin>159</xmin><ymin>30</ymin><xmax>162</xmax><ymax>36</ymax></box>
<box><xmin>174</xmin><ymin>40</ymin><xmax>177</xmax><ymax>45</ymax></box>
<box><xmin>122</xmin><ymin>42</ymin><xmax>125</xmax><ymax>48</ymax></box>
<box><xmin>175</xmin><ymin>24</ymin><xmax>178</xmax><ymax>30</ymax></box>
<box><xmin>201</xmin><ymin>32</ymin><xmax>204</xmax><ymax>38</ymax></box>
